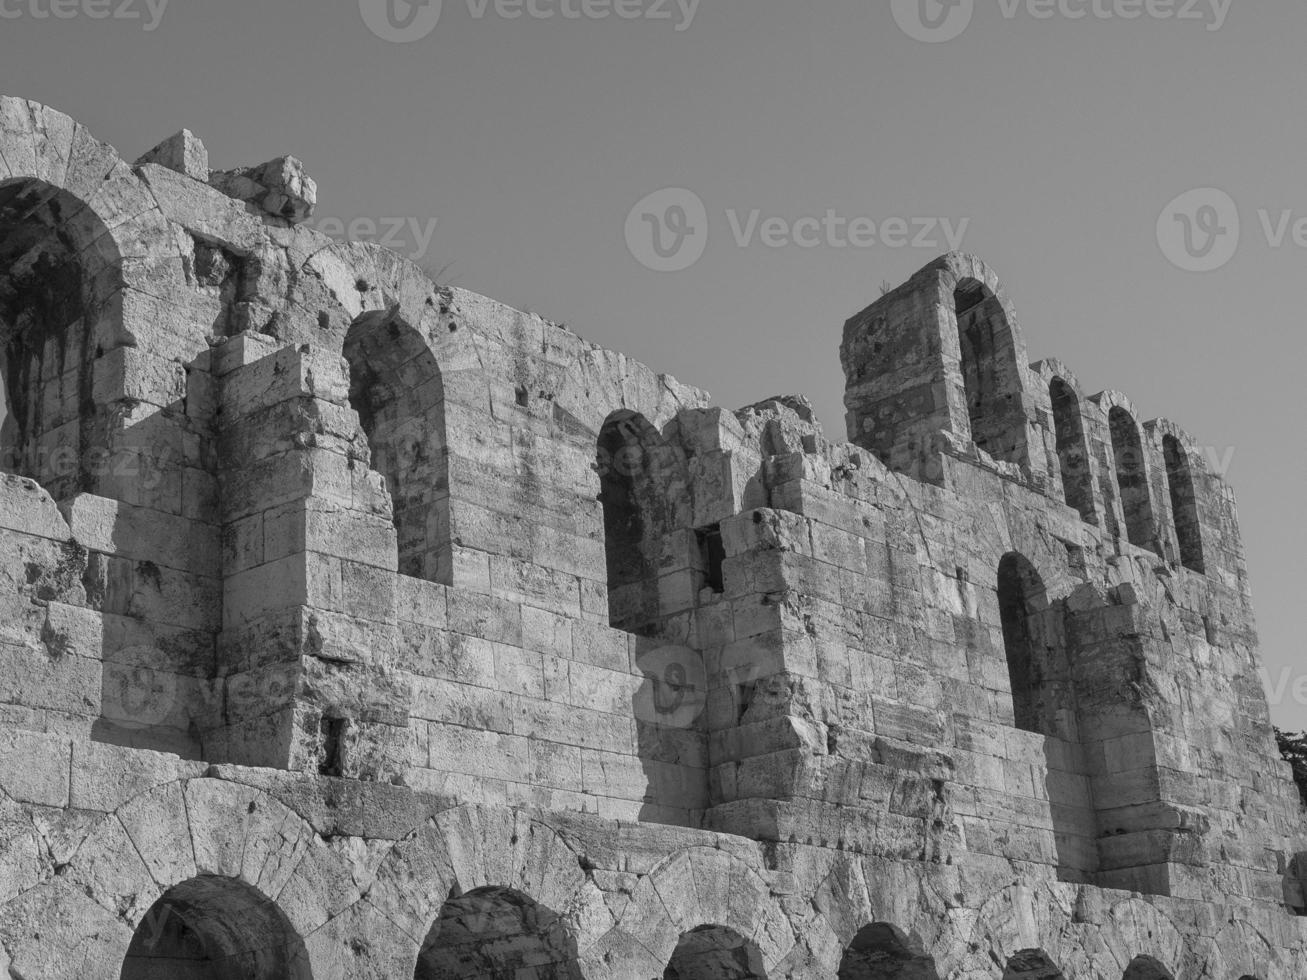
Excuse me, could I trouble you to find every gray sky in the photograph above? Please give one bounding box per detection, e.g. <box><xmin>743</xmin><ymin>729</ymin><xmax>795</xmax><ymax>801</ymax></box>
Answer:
<box><xmin>3</xmin><ymin>0</ymin><xmax>1304</xmax><ymax>727</ymax></box>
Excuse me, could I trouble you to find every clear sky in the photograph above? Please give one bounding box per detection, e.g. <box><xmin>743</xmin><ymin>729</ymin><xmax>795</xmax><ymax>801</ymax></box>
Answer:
<box><xmin>2</xmin><ymin>0</ymin><xmax>1304</xmax><ymax>727</ymax></box>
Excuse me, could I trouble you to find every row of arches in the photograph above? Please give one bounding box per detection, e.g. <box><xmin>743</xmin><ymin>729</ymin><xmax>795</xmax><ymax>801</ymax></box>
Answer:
<box><xmin>948</xmin><ymin>278</ymin><xmax>1206</xmax><ymax>575</ymax></box>
<box><xmin>117</xmin><ymin>875</ymin><xmax>1197</xmax><ymax>980</ymax></box>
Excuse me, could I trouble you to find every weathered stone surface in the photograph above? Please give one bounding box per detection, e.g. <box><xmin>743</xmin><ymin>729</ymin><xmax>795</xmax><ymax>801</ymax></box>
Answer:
<box><xmin>210</xmin><ymin>154</ymin><xmax>317</xmax><ymax>223</ymax></box>
<box><xmin>0</xmin><ymin>96</ymin><xmax>1303</xmax><ymax>980</ymax></box>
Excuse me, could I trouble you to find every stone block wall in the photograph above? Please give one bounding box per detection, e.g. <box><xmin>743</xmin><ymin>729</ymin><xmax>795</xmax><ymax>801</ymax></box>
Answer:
<box><xmin>0</xmin><ymin>95</ymin><xmax>1305</xmax><ymax>978</ymax></box>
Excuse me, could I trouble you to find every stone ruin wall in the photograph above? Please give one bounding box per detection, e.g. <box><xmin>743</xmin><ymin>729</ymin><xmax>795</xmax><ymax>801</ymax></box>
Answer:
<box><xmin>0</xmin><ymin>95</ymin><xmax>1304</xmax><ymax>979</ymax></box>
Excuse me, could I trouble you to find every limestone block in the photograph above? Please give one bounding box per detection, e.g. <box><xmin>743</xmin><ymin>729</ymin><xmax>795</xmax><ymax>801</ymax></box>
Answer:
<box><xmin>210</xmin><ymin>155</ymin><xmax>317</xmax><ymax>223</ymax></box>
<box><xmin>134</xmin><ymin>129</ymin><xmax>209</xmax><ymax>181</ymax></box>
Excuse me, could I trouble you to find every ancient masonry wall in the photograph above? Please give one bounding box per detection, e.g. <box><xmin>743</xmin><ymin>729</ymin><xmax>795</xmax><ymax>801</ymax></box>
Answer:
<box><xmin>0</xmin><ymin>96</ymin><xmax>1303</xmax><ymax>979</ymax></box>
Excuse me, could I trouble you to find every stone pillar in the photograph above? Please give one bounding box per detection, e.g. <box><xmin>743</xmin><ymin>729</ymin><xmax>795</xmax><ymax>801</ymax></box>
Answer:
<box><xmin>209</xmin><ymin>335</ymin><xmax>412</xmax><ymax>781</ymax></box>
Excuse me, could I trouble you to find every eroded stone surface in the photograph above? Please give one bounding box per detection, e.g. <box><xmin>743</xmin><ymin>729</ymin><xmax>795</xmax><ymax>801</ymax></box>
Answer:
<box><xmin>0</xmin><ymin>95</ymin><xmax>1303</xmax><ymax>979</ymax></box>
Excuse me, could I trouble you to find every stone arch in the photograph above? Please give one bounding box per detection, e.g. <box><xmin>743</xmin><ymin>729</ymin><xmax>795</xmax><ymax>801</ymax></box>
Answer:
<box><xmin>345</xmin><ymin>307</ymin><xmax>452</xmax><ymax>584</ymax></box>
<box><xmin>1003</xmin><ymin>949</ymin><xmax>1066</xmax><ymax>979</ymax></box>
<box><xmin>1208</xmin><ymin>918</ymin><xmax>1279</xmax><ymax>980</ymax></box>
<box><xmin>972</xmin><ymin>883</ymin><xmax>1079</xmax><ymax>979</ymax></box>
<box><xmin>837</xmin><ymin>922</ymin><xmax>942</xmax><ymax>980</ymax></box>
<box><xmin>1048</xmin><ymin>376</ymin><xmax>1095</xmax><ymax>522</ymax></box>
<box><xmin>1098</xmin><ymin>899</ymin><xmax>1185</xmax><ymax>980</ymax></box>
<box><xmin>0</xmin><ymin>98</ymin><xmax>190</xmax><ymax>504</ymax></box>
<box><xmin>597</xmin><ymin>409</ymin><xmax>692</xmax><ymax>637</ymax></box>
<box><xmin>664</xmin><ymin>925</ymin><xmax>767</xmax><ymax>980</ymax></box>
<box><xmin>907</xmin><ymin>252</ymin><xmax>1033</xmax><ymax>471</ymax></box>
<box><xmin>1160</xmin><ymin>429</ymin><xmax>1205</xmax><ymax>573</ymax></box>
<box><xmin>365</xmin><ymin>805</ymin><xmax>605</xmax><ymax>978</ymax></box>
<box><xmin>414</xmin><ymin>885</ymin><xmax>583</xmax><ymax>980</ymax></box>
<box><xmin>121</xmin><ymin>875</ymin><xmax>312</xmax><ymax>979</ymax></box>
<box><xmin>0</xmin><ymin>176</ymin><xmax>121</xmax><ymax>499</ymax></box>
<box><xmin>39</xmin><ymin>777</ymin><xmax>354</xmax><ymax>979</ymax></box>
<box><xmin>590</xmin><ymin>847</ymin><xmax>795</xmax><ymax>980</ymax></box>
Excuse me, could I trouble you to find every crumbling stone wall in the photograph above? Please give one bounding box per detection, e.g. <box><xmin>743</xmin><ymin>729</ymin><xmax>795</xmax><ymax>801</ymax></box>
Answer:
<box><xmin>0</xmin><ymin>97</ymin><xmax>1304</xmax><ymax>979</ymax></box>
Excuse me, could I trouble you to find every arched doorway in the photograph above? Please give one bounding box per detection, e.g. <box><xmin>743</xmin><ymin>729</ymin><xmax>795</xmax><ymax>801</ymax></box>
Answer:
<box><xmin>837</xmin><ymin>922</ymin><xmax>941</xmax><ymax>980</ymax></box>
<box><xmin>120</xmin><ymin>876</ymin><xmax>310</xmax><ymax>979</ymax></box>
<box><xmin>1122</xmin><ymin>955</ymin><xmax>1174</xmax><ymax>980</ymax></box>
<box><xmin>664</xmin><ymin>925</ymin><xmax>767</xmax><ymax>980</ymax></box>
<box><xmin>1003</xmin><ymin>948</ymin><xmax>1066</xmax><ymax>979</ymax></box>
<box><xmin>415</xmin><ymin>887</ymin><xmax>582</xmax><ymax>980</ymax></box>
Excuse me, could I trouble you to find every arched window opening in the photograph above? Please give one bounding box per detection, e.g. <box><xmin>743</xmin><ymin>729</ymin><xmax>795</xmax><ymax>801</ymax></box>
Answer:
<box><xmin>415</xmin><ymin>887</ymin><xmax>581</xmax><ymax>980</ymax></box>
<box><xmin>121</xmin><ymin>876</ymin><xmax>310</xmax><ymax>980</ymax></box>
<box><xmin>1122</xmin><ymin>955</ymin><xmax>1174</xmax><ymax>980</ymax></box>
<box><xmin>345</xmin><ymin>310</ymin><xmax>452</xmax><ymax>585</ymax></box>
<box><xmin>1003</xmin><ymin>949</ymin><xmax>1066</xmax><ymax>979</ymax></box>
<box><xmin>1049</xmin><ymin>379</ymin><xmax>1094</xmax><ymax>522</ymax></box>
<box><xmin>1108</xmin><ymin>407</ymin><xmax>1156</xmax><ymax>551</ymax></box>
<box><xmin>665</xmin><ymin>925</ymin><xmax>767</xmax><ymax>980</ymax></box>
<box><xmin>998</xmin><ymin>553</ymin><xmax>1052</xmax><ymax>735</ymax></box>
<box><xmin>837</xmin><ymin>922</ymin><xmax>941</xmax><ymax>980</ymax></box>
<box><xmin>597</xmin><ymin>411</ymin><xmax>690</xmax><ymax>637</ymax></box>
<box><xmin>1162</xmin><ymin>434</ymin><xmax>1205</xmax><ymax>573</ymax></box>
<box><xmin>954</xmin><ymin>278</ymin><xmax>1026</xmax><ymax>465</ymax></box>
<box><xmin>0</xmin><ymin>178</ymin><xmax>120</xmax><ymax>500</ymax></box>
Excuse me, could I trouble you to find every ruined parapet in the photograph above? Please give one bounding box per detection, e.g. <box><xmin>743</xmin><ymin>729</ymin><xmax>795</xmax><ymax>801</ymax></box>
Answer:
<box><xmin>1</xmin><ymin>97</ymin><xmax>1305</xmax><ymax>979</ymax></box>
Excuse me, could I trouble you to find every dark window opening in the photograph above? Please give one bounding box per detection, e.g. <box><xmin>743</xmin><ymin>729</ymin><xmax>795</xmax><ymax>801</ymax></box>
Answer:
<box><xmin>953</xmin><ymin>277</ymin><xmax>1027</xmax><ymax>466</ymax></box>
<box><xmin>998</xmin><ymin>553</ymin><xmax>1049</xmax><ymax>735</ymax></box>
<box><xmin>1162</xmin><ymin>434</ymin><xmax>1205</xmax><ymax>573</ymax></box>
<box><xmin>665</xmin><ymin>925</ymin><xmax>767</xmax><ymax>980</ymax></box>
<box><xmin>837</xmin><ymin>923</ymin><xmax>941</xmax><ymax>980</ymax></box>
<box><xmin>415</xmin><ymin>887</ymin><xmax>582</xmax><ymax>980</ymax></box>
<box><xmin>1049</xmin><ymin>378</ymin><xmax>1094</xmax><ymax>522</ymax></box>
<box><xmin>1122</xmin><ymin>956</ymin><xmax>1174</xmax><ymax>980</ymax></box>
<box><xmin>319</xmin><ymin>716</ymin><xmax>348</xmax><ymax>778</ymax></box>
<box><xmin>697</xmin><ymin>524</ymin><xmax>725</xmax><ymax>594</ymax></box>
<box><xmin>121</xmin><ymin>876</ymin><xmax>311</xmax><ymax>980</ymax></box>
<box><xmin>346</xmin><ymin>310</ymin><xmax>452</xmax><ymax>585</ymax></box>
<box><xmin>1108</xmin><ymin>407</ymin><xmax>1156</xmax><ymax>551</ymax></box>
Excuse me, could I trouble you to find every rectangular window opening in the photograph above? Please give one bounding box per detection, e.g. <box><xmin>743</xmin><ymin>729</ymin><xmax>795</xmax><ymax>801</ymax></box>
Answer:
<box><xmin>697</xmin><ymin>524</ymin><xmax>726</xmax><ymax>595</ymax></box>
